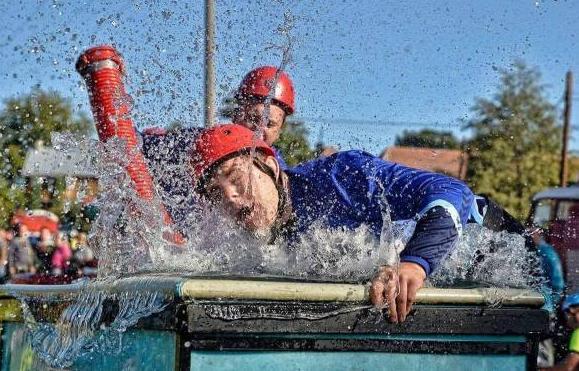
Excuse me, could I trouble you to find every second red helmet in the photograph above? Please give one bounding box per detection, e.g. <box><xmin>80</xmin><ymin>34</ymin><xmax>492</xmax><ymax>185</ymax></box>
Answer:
<box><xmin>236</xmin><ymin>66</ymin><xmax>295</xmax><ymax>115</ymax></box>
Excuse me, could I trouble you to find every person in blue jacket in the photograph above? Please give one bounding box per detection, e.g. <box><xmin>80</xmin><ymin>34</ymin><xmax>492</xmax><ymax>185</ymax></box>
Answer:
<box><xmin>191</xmin><ymin>124</ymin><xmax>483</xmax><ymax>323</ymax></box>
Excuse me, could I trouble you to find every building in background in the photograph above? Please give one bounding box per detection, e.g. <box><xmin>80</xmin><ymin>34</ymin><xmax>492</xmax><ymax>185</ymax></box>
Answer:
<box><xmin>21</xmin><ymin>143</ymin><xmax>99</xmax><ymax>232</ymax></box>
<box><xmin>380</xmin><ymin>146</ymin><xmax>469</xmax><ymax>180</ymax></box>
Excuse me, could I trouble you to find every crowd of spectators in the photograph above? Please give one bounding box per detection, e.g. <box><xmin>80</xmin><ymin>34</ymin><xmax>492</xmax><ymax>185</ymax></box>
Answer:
<box><xmin>0</xmin><ymin>223</ymin><xmax>96</xmax><ymax>283</ymax></box>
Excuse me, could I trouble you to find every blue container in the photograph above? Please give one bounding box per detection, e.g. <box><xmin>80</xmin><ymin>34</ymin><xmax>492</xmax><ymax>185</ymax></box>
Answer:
<box><xmin>0</xmin><ymin>280</ymin><xmax>549</xmax><ymax>371</ymax></box>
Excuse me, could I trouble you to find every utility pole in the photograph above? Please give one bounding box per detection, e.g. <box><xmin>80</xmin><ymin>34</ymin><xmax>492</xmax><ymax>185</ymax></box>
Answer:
<box><xmin>560</xmin><ymin>71</ymin><xmax>573</xmax><ymax>187</ymax></box>
<box><xmin>204</xmin><ymin>0</ymin><xmax>216</xmax><ymax>127</ymax></box>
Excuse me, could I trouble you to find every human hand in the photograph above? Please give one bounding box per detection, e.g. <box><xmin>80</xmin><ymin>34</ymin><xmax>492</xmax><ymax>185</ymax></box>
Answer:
<box><xmin>369</xmin><ymin>265</ymin><xmax>399</xmax><ymax>321</ymax></box>
<box><xmin>369</xmin><ymin>262</ymin><xmax>426</xmax><ymax>323</ymax></box>
<box><xmin>395</xmin><ymin>262</ymin><xmax>426</xmax><ymax>322</ymax></box>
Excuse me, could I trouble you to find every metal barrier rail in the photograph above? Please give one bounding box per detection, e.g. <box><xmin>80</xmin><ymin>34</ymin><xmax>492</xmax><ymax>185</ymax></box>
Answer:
<box><xmin>0</xmin><ymin>276</ymin><xmax>545</xmax><ymax>307</ymax></box>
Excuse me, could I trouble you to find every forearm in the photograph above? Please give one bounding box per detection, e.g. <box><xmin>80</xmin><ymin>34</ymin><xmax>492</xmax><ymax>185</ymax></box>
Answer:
<box><xmin>400</xmin><ymin>206</ymin><xmax>459</xmax><ymax>275</ymax></box>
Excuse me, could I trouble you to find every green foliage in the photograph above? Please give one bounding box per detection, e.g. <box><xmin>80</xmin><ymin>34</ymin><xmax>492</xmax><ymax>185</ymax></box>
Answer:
<box><xmin>568</xmin><ymin>155</ymin><xmax>579</xmax><ymax>184</ymax></box>
<box><xmin>0</xmin><ymin>89</ymin><xmax>94</xmax><ymax>228</ymax></box>
<box><xmin>464</xmin><ymin>62</ymin><xmax>561</xmax><ymax>220</ymax></box>
<box><xmin>0</xmin><ymin>178</ymin><xmax>26</xmax><ymax>230</ymax></box>
<box><xmin>395</xmin><ymin>129</ymin><xmax>461</xmax><ymax>149</ymax></box>
<box><xmin>275</xmin><ymin>119</ymin><xmax>316</xmax><ymax>166</ymax></box>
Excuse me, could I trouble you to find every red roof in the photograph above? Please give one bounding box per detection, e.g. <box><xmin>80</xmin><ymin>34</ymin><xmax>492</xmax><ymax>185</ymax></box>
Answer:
<box><xmin>380</xmin><ymin>146</ymin><xmax>469</xmax><ymax>179</ymax></box>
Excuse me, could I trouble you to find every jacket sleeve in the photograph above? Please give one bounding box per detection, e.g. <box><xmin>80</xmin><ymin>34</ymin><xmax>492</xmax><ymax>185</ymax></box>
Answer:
<box><xmin>314</xmin><ymin>151</ymin><xmax>472</xmax><ymax>274</ymax></box>
<box><xmin>372</xmin><ymin>154</ymin><xmax>475</xmax><ymax>230</ymax></box>
<box><xmin>399</xmin><ymin>206</ymin><xmax>459</xmax><ymax>275</ymax></box>
<box><xmin>367</xmin><ymin>154</ymin><xmax>472</xmax><ymax>274</ymax></box>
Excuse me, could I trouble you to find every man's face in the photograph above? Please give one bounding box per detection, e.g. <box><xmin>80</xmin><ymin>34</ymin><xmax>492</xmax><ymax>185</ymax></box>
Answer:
<box><xmin>204</xmin><ymin>154</ymin><xmax>280</xmax><ymax>234</ymax></box>
<box><xmin>235</xmin><ymin>102</ymin><xmax>286</xmax><ymax>146</ymax></box>
<box><xmin>567</xmin><ymin>306</ymin><xmax>579</xmax><ymax>328</ymax></box>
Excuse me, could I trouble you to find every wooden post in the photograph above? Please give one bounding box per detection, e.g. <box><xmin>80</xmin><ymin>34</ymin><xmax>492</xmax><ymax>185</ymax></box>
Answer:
<box><xmin>560</xmin><ymin>71</ymin><xmax>573</xmax><ymax>187</ymax></box>
<box><xmin>204</xmin><ymin>0</ymin><xmax>216</xmax><ymax>127</ymax></box>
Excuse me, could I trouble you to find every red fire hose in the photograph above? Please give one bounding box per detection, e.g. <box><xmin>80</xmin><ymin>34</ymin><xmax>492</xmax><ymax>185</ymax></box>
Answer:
<box><xmin>76</xmin><ymin>45</ymin><xmax>183</xmax><ymax>244</ymax></box>
<box><xmin>76</xmin><ymin>45</ymin><xmax>155</xmax><ymax>200</ymax></box>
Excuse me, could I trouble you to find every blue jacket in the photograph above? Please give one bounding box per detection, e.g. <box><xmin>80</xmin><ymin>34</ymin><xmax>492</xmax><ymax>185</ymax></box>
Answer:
<box><xmin>286</xmin><ymin>150</ymin><xmax>475</xmax><ymax>274</ymax></box>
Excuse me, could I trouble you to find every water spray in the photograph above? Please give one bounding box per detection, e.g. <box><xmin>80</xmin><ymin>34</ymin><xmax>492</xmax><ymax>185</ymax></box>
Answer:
<box><xmin>76</xmin><ymin>45</ymin><xmax>184</xmax><ymax>245</ymax></box>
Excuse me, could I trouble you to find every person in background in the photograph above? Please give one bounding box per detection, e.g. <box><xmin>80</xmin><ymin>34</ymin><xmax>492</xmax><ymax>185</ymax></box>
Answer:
<box><xmin>51</xmin><ymin>232</ymin><xmax>72</xmax><ymax>276</ymax></box>
<box><xmin>34</xmin><ymin>227</ymin><xmax>55</xmax><ymax>275</ymax></box>
<box><xmin>72</xmin><ymin>232</ymin><xmax>97</xmax><ymax>277</ymax></box>
<box><xmin>69</xmin><ymin>230</ymin><xmax>79</xmax><ymax>251</ymax></box>
<box><xmin>531</xmin><ymin>229</ymin><xmax>565</xmax><ymax>310</ymax></box>
<box><xmin>8</xmin><ymin>224</ymin><xmax>37</xmax><ymax>276</ymax></box>
<box><xmin>0</xmin><ymin>229</ymin><xmax>8</xmax><ymax>281</ymax></box>
<box><xmin>233</xmin><ymin>66</ymin><xmax>295</xmax><ymax>169</ymax></box>
<box><xmin>531</xmin><ymin>228</ymin><xmax>565</xmax><ymax>368</ymax></box>
<box><xmin>541</xmin><ymin>293</ymin><xmax>579</xmax><ymax>371</ymax></box>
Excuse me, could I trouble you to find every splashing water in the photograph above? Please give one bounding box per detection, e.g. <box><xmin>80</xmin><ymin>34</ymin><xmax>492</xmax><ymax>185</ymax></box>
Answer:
<box><xmin>23</xmin><ymin>128</ymin><xmax>545</xmax><ymax>368</ymax></box>
<box><xmin>430</xmin><ymin>223</ymin><xmax>545</xmax><ymax>290</ymax></box>
<box><xmin>52</xmin><ymin>132</ymin><xmax>544</xmax><ymax>288</ymax></box>
<box><xmin>378</xmin><ymin>197</ymin><xmax>413</xmax><ymax>267</ymax></box>
<box><xmin>2</xmin><ymin>1</ymin><xmax>553</xmax><ymax>369</ymax></box>
<box><xmin>51</xmin><ymin>132</ymin><xmax>410</xmax><ymax>281</ymax></box>
<box><xmin>14</xmin><ymin>131</ymin><xmax>412</xmax><ymax>368</ymax></box>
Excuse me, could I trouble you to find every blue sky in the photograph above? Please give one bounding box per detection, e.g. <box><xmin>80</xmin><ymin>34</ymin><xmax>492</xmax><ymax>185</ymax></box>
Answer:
<box><xmin>1</xmin><ymin>0</ymin><xmax>578</xmax><ymax>155</ymax></box>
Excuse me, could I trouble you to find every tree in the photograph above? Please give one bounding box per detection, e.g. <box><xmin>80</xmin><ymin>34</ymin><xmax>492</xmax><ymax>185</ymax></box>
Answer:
<box><xmin>464</xmin><ymin>62</ymin><xmax>561</xmax><ymax>220</ymax></box>
<box><xmin>395</xmin><ymin>129</ymin><xmax>461</xmax><ymax>149</ymax></box>
<box><xmin>275</xmin><ymin>118</ymin><xmax>316</xmax><ymax>166</ymax></box>
<box><xmin>0</xmin><ymin>89</ymin><xmax>94</xmax><ymax>228</ymax></box>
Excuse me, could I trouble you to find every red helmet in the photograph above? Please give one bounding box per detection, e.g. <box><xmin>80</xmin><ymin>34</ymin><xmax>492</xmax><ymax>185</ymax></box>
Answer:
<box><xmin>191</xmin><ymin>124</ymin><xmax>274</xmax><ymax>180</ymax></box>
<box><xmin>236</xmin><ymin>66</ymin><xmax>295</xmax><ymax>115</ymax></box>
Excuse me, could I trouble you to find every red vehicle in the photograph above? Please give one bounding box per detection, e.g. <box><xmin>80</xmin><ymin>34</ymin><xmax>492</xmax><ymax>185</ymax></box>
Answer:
<box><xmin>529</xmin><ymin>186</ymin><xmax>579</xmax><ymax>290</ymax></box>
